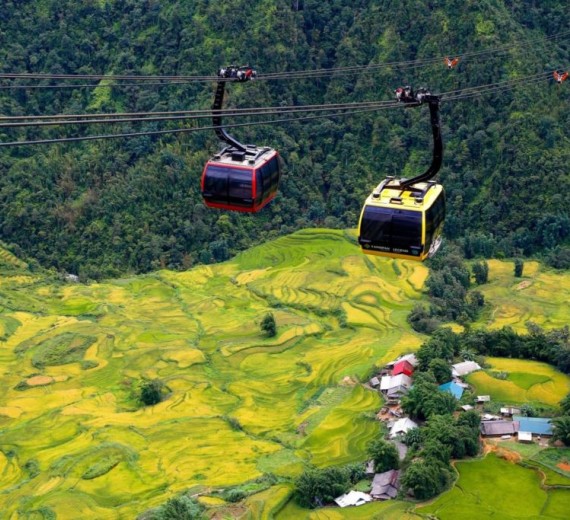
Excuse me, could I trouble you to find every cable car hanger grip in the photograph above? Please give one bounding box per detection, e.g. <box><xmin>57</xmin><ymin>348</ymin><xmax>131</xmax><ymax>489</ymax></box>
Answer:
<box><xmin>212</xmin><ymin>66</ymin><xmax>257</xmax><ymax>152</ymax></box>
<box><xmin>390</xmin><ymin>87</ymin><xmax>442</xmax><ymax>190</ymax></box>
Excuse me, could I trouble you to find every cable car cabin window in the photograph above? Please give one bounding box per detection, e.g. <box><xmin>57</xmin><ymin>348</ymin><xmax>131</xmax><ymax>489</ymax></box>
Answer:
<box><xmin>425</xmin><ymin>192</ymin><xmax>446</xmax><ymax>249</ymax></box>
<box><xmin>267</xmin><ymin>156</ymin><xmax>280</xmax><ymax>192</ymax></box>
<box><xmin>361</xmin><ymin>207</ymin><xmax>422</xmax><ymax>248</ymax></box>
<box><xmin>203</xmin><ymin>165</ymin><xmax>230</xmax><ymax>204</ymax></box>
<box><xmin>228</xmin><ymin>169</ymin><xmax>253</xmax><ymax>205</ymax></box>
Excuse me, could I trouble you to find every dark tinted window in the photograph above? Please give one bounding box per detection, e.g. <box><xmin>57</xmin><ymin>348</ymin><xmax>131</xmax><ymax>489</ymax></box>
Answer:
<box><xmin>425</xmin><ymin>191</ymin><xmax>445</xmax><ymax>248</ymax></box>
<box><xmin>228</xmin><ymin>169</ymin><xmax>253</xmax><ymax>202</ymax></box>
<box><xmin>361</xmin><ymin>206</ymin><xmax>422</xmax><ymax>247</ymax></box>
<box><xmin>203</xmin><ymin>165</ymin><xmax>229</xmax><ymax>204</ymax></box>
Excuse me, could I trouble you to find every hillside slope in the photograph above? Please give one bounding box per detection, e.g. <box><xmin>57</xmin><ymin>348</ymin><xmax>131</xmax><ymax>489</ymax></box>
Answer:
<box><xmin>0</xmin><ymin>229</ymin><xmax>429</xmax><ymax>518</ymax></box>
<box><xmin>1</xmin><ymin>230</ymin><xmax>569</xmax><ymax>517</ymax></box>
<box><xmin>0</xmin><ymin>0</ymin><xmax>569</xmax><ymax>277</ymax></box>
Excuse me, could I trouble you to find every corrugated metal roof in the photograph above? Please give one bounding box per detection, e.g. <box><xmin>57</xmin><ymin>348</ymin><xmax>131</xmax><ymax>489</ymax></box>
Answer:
<box><xmin>513</xmin><ymin>416</ymin><xmax>553</xmax><ymax>435</ymax></box>
<box><xmin>439</xmin><ymin>381</ymin><xmax>464</xmax><ymax>400</ymax></box>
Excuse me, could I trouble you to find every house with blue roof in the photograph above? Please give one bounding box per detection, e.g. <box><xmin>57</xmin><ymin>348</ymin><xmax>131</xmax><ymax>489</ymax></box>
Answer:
<box><xmin>513</xmin><ymin>416</ymin><xmax>553</xmax><ymax>436</ymax></box>
<box><xmin>439</xmin><ymin>381</ymin><xmax>464</xmax><ymax>400</ymax></box>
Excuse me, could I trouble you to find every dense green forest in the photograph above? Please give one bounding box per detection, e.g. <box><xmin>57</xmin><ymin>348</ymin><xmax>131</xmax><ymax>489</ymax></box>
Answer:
<box><xmin>0</xmin><ymin>0</ymin><xmax>569</xmax><ymax>278</ymax></box>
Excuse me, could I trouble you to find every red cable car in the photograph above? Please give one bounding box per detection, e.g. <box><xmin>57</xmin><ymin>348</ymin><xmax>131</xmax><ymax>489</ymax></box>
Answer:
<box><xmin>201</xmin><ymin>66</ymin><xmax>281</xmax><ymax>212</ymax></box>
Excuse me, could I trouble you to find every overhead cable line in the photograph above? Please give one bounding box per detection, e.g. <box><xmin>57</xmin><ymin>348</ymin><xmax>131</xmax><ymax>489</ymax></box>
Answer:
<box><xmin>0</xmin><ymin>69</ymin><xmax>564</xmax><ymax>147</ymax></box>
<box><xmin>0</xmin><ymin>29</ymin><xmax>568</xmax><ymax>86</ymax></box>
<box><xmin>0</xmin><ymin>101</ymin><xmax>398</xmax><ymax>128</ymax></box>
<box><xmin>0</xmin><ymin>103</ymin><xmax>402</xmax><ymax>148</ymax></box>
<box><xmin>0</xmin><ymin>70</ymin><xmax>551</xmax><ymax>127</ymax></box>
<box><xmin>0</xmin><ymin>100</ymin><xmax>398</xmax><ymax>126</ymax></box>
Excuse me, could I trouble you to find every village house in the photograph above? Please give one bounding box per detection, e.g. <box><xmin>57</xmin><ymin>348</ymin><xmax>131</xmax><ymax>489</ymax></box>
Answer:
<box><xmin>334</xmin><ymin>490</ymin><xmax>372</xmax><ymax>508</ymax></box>
<box><xmin>513</xmin><ymin>416</ymin><xmax>553</xmax><ymax>437</ymax></box>
<box><xmin>500</xmin><ymin>406</ymin><xmax>522</xmax><ymax>417</ymax></box>
<box><xmin>389</xmin><ymin>417</ymin><xmax>418</xmax><ymax>439</ymax></box>
<box><xmin>392</xmin><ymin>359</ymin><xmax>414</xmax><ymax>377</ymax></box>
<box><xmin>480</xmin><ymin>420</ymin><xmax>520</xmax><ymax>436</ymax></box>
<box><xmin>452</xmin><ymin>361</ymin><xmax>482</xmax><ymax>378</ymax></box>
<box><xmin>370</xmin><ymin>469</ymin><xmax>401</xmax><ymax>500</ymax></box>
<box><xmin>439</xmin><ymin>381</ymin><xmax>464</xmax><ymax>400</ymax></box>
<box><xmin>380</xmin><ymin>374</ymin><xmax>413</xmax><ymax>399</ymax></box>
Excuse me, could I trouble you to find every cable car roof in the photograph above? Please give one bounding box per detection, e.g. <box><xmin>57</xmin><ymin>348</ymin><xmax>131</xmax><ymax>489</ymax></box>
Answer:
<box><xmin>364</xmin><ymin>180</ymin><xmax>443</xmax><ymax>210</ymax></box>
<box><xmin>208</xmin><ymin>146</ymin><xmax>278</xmax><ymax>168</ymax></box>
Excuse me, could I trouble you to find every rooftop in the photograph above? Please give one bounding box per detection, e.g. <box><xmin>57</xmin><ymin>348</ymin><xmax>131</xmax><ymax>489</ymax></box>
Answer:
<box><xmin>439</xmin><ymin>381</ymin><xmax>464</xmax><ymax>400</ymax></box>
<box><xmin>452</xmin><ymin>360</ymin><xmax>482</xmax><ymax>377</ymax></box>
<box><xmin>513</xmin><ymin>416</ymin><xmax>553</xmax><ymax>436</ymax></box>
<box><xmin>480</xmin><ymin>420</ymin><xmax>520</xmax><ymax>436</ymax></box>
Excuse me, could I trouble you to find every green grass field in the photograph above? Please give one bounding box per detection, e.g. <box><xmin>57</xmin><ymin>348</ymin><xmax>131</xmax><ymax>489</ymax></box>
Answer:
<box><xmin>466</xmin><ymin>357</ymin><xmax>570</xmax><ymax>405</ymax></box>
<box><xmin>417</xmin><ymin>454</ymin><xmax>570</xmax><ymax>520</ymax></box>
<box><xmin>477</xmin><ymin>260</ymin><xmax>570</xmax><ymax>331</ymax></box>
<box><xmin>0</xmin><ymin>230</ymin><xmax>430</xmax><ymax>518</ymax></box>
<box><xmin>1</xmin><ymin>235</ymin><xmax>569</xmax><ymax>518</ymax></box>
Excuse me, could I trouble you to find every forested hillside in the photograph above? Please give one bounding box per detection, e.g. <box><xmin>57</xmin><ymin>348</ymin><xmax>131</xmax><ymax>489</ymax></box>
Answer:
<box><xmin>0</xmin><ymin>0</ymin><xmax>569</xmax><ymax>278</ymax></box>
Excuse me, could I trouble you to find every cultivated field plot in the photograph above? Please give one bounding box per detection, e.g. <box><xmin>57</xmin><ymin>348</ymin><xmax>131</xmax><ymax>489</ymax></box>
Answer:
<box><xmin>466</xmin><ymin>357</ymin><xmax>570</xmax><ymax>405</ymax></box>
<box><xmin>417</xmin><ymin>453</ymin><xmax>570</xmax><ymax>520</ymax></box>
<box><xmin>0</xmin><ymin>231</ymin><xmax>428</xmax><ymax>518</ymax></box>
<box><xmin>479</xmin><ymin>260</ymin><xmax>570</xmax><ymax>331</ymax></box>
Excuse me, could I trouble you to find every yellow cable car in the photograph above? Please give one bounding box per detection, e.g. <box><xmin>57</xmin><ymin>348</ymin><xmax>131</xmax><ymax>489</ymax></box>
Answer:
<box><xmin>358</xmin><ymin>88</ymin><xmax>445</xmax><ymax>261</ymax></box>
<box><xmin>358</xmin><ymin>178</ymin><xmax>445</xmax><ymax>261</ymax></box>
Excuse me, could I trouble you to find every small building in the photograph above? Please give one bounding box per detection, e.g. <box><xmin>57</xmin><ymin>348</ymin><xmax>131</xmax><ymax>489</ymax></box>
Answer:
<box><xmin>371</xmin><ymin>470</ymin><xmax>401</xmax><ymax>500</ymax></box>
<box><xmin>452</xmin><ymin>361</ymin><xmax>482</xmax><ymax>378</ymax></box>
<box><xmin>365</xmin><ymin>460</ymin><xmax>375</xmax><ymax>476</ymax></box>
<box><xmin>500</xmin><ymin>407</ymin><xmax>521</xmax><ymax>416</ymax></box>
<box><xmin>482</xmin><ymin>414</ymin><xmax>500</xmax><ymax>421</ymax></box>
<box><xmin>480</xmin><ymin>420</ymin><xmax>520</xmax><ymax>436</ymax></box>
<box><xmin>439</xmin><ymin>381</ymin><xmax>464</xmax><ymax>400</ymax></box>
<box><xmin>334</xmin><ymin>490</ymin><xmax>372</xmax><ymax>508</ymax></box>
<box><xmin>398</xmin><ymin>353</ymin><xmax>419</xmax><ymax>367</ymax></box>
<box><xmin>518</xmin><ymin>431</ymin><xmax>533</xmax><ymax>443</ymax></box>
<box><xmin>387</xmin><ymin>353</ymin><xmax>418</xmax><ymax>369</ymax></box>
<box><xmin>513</xmin><ymin>416</ymin><xmax>553</xmax><ymax>436</ymax></box>
<box><xmin>369</xmin><ymin>376</ymin><xmax>380</xmax><ymax>388</ymax></box>
<box><xmin>476</xmin><ymin>395</ymin><xmax>491</xmax><ymax>403</ymax></box>
<box><xmin>389</xmin><ymin>417</ymin><xmax>418</xmax><ymax>439</ymax></box>
<box><xmin>461</xmin><ymin>404</ymin><xmax>474</xmax><ymax>411</ymax></box>
<box><xmin>380</xmin><ymin>374</ymin><xmax>412</xmax><ymax>396</ymax></box>
<box><xmin>393</xmin><ymin>360</ymin><xmax>414</xmax><ymax>377</ymax></box>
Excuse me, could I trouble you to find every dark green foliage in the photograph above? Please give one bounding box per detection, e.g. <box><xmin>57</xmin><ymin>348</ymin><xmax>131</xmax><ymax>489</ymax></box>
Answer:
<box><xmin>149</xmin><ymin>495</ymin><xmax>204</xmax><ymax>520</ymax></box>
<box><xmin>367</xmin><ymin>438</ymin><xmax>399</xmax><ymax>473</ymax></box>
<box><xmin>423</xmin><ymin>415</ymin><xmax>480</xmax><ymax>460</ymax></box>
<box><xmin>0</xmin><ymin>1</ymin><xmax>568</xmax><ymax>278</ymax></box>
<box><xmin>139</xmin><ymin>379</ymin><xmax>165</xmax><ymax>406</ymax></box>
<box><xmin>416</xmin><ymin>328</ymin><xmax>459</xmax><ymax>370</ymax></box>
<box><xmin>407</xmin><ymin>304</ymin><xmax>441</xmax><ymax>334</ymax></box>
<box><xmin>428</xmin><ymin>358</ymin><xmax>452</xmax><ymax>384</ymax></box>
<box><xmin>400</xmin><ymin>459</ymin><xmax>453</xmax><ymax>500</ymax></box>
<box><xmin>401</xmin><ymin>373</ymin><xmax>456</xmax><ymax>420</ymax></box>
<box><xmin>460</xmin><ymin>322</ymin><xmax>570</xmax><ymax>374</ymax></box>
<box><xmin>519</xmin><ymin>404</ymin><xmax>536</xmax><ymax>417</ymax></box>
<box><xmin>403</xmin><ymin>427</ymin><xmax>423</xmax><ymax>449</ymax></box>
<box><xmin>514</xmin><ymin>258</ymin><xmax>524</xmax><ymax>277</ymax></box>
<box><xmin>552</xmin><ymin>416</ymin><xmax>570</xmax><ymax>446</ymax></box>
<box><xmin>560</xmin><ymin>393</ymin><xmax>570</xmax><ymax>415</ymax></box>
<box><xmin>472</xmin><ymin>261</ymin><xmax>489</xmax><ymax>285</ymax></box>
<box><xmin>295</xmin><ymin>466</ymin><xmax>351</xmax><ymax>508</ymax></box>
<box><xmin>23</xmin><ymin>459</ymin><xmax>40</xmax><ymax>479</ymax></box>
<box><xmin>260</xmin><ymin>312</ymin><xmax>277</xmax><ymax>337</ymax></box>
<box><xmin>225</xmin><ymin>489</ymin><xmax>246</xmax><ymax>503</ymax></box>
<box><xmin>546</xmin><ymin>246</ymin><xmax>570</xmax><ymax>269</ymax></box>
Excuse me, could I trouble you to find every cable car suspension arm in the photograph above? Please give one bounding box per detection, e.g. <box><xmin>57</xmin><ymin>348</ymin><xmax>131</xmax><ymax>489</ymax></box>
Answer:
<box><xmin>212</xmin><ymin>66</ymin><xmax>257</xmax><ymax>152</ymax></box>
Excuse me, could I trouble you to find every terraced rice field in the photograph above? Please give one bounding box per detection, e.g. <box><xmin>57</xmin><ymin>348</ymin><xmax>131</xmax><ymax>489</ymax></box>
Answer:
<box><xmin>466</xmin><ymin>357</ymin><xmax>570</xmax><ymax>405</ymax></box>
<box><xmin>0</xmin><ymin>231</ymin><xmax>429</xmax><ymax>518</ymax></box>
<box><xmin>477</xmin><ymin>260</ymin><xmax>570</xmax><ymax>331</ymax></box>
<box><xmin>418</xmin><ymin>453</ymin><xmax>570</xmax><ymax>520</ymax></box>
